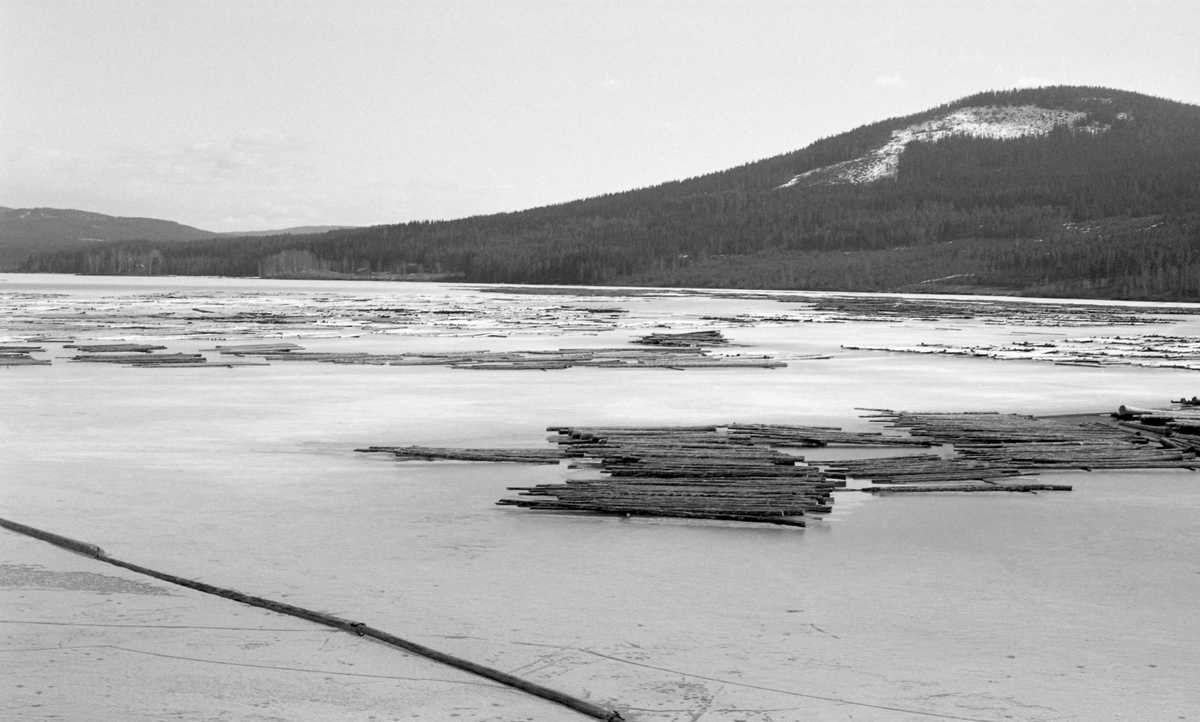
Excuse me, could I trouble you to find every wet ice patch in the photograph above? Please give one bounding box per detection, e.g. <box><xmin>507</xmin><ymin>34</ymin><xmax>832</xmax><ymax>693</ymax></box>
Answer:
<box><xmin>0</xmin><ymin>564</ymin><xmax>175</xmax><ymax>595</ymax></box>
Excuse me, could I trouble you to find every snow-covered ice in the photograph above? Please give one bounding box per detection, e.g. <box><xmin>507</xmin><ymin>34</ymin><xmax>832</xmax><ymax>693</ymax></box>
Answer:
<box><xmin>2</xmin><ymin>274</ymin><xmax>1199</xmax><ymax>721</ymax></box>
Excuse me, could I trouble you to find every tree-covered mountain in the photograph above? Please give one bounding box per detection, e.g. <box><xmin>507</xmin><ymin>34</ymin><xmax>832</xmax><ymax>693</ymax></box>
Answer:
<box><xmin>0</xmin><ymin>208</ymin><xmax>360</xmax><ymax>271</ymax></box>
<box><xmin>19</xmin><ymin>86</ymin><xmax>1200</xmax><ymax>300</ymax></box>
<box><xmin>0</xmin><ymin>207</ymin><xmax>218</xmax><ymax>269</ymax></box>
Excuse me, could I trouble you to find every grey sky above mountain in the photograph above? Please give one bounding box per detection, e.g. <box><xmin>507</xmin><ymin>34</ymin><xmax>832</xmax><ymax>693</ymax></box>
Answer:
<box><xmin>2</xmin><ymin>0</ymin><xmax>1197</xmax><ymax>232</ymax></box>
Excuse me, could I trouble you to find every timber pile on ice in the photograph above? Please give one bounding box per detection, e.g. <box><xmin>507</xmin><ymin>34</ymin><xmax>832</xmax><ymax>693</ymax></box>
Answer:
<box><xmin>842</xmin><ymin>334</ymin><xmax>1200</xmax><ymax>371</ymax></box>
<box><xmin>364</xmin><ymin>422</ymin><xmax>938</xmax><ymax>526</ymax></box>
<box><xmin>67</xmin><ymin>345</ymin><xmax>268</xmax><ymax>368</ymax></box>
<box><xmin>1113</xmin><ymin>403</ymin><xmax>1200</xmax><ymax>452</ymax></box>
<box><xmin>805</xmin><ymin>296</ymin><xmax>1183</xmax><ymax>326</ymax></box>
<box><xmin>64</xmin><ymin>342</ymin><xmax>167</xmax><ymax>353</ymax></box>
<box><xmin>632</xmin><ymin>329</ymin><xmax>730</xmax><ymax>347</ymax></box>
<box><xmin>254</xmin><ymin>345</ymin><xmax>785</xmax><ymax>370</ymax></box>
<box><xmin>358</xmin><ymin>446</ymin><xmax>565</xmax><ymax>464</ymax></box>
<box><xmin>0</xmin><ymin>344</ymin><xmax>50</xmax><ymax>366</ymax></box>
<box><xmin>880</xmin><ymin>410</ymin><xmax>1200</xmax><ymax>470</ymax></box>
<box><xmin>503</xmin><ymin>425</ymin><xmax>838</xmax><ymax>527</ymax></box>
<box><xmin>361</xmin><ymin>406</ymin><xmax>1200</xmax><ymax>524</ymax></box>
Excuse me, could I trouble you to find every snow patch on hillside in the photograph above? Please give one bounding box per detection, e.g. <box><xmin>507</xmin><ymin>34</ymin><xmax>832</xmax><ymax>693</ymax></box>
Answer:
<box><xmin>778</xmin><ymin>105</ymin><xmax>1096</xmax><ymax>188</ymax></box>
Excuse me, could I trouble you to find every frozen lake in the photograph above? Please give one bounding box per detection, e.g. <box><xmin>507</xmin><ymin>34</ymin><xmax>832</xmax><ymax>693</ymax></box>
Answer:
<box><xmin>3</xmin><ymin>273</ymin><xmax>1199</xmax><ymax>721</ymax></box>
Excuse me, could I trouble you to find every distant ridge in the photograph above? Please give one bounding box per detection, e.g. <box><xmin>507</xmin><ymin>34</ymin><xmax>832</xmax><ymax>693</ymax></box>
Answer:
<box><xmin>0</xmin><ymin>207</ymin><xmax>358</xmax><ymax>270</ymax></box>
<box><xmin>17</xmin><ymin>86</ymin><xmax>1200</xmax><ymax>300</ymax></box>
<box><xmin>216</xmin><ymin>225</ymin><xmax>358</xmax><ymax>237</ymax></box>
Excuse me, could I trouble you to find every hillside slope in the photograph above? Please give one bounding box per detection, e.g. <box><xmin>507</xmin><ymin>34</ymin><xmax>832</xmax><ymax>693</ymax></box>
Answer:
<box><xmin>0</xmin><ymin>208</ymin><xmax>218</xmax><ymax>270</ymax></box>
<box><xmin>20</xmin><ymin>86</ymin><xmax>1200</xmax><ymax>299</ymax></box>
<box><xmin>0</xmin><ymin>209</ymin><xmax>360</xmax><ymax>270</ymax></box>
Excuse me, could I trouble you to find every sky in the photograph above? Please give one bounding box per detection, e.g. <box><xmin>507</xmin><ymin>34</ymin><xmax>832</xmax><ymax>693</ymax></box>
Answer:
<box><xmin>2</xmin><ymin>1</ymin><xmax>1198</xmax><ymax>232</ymax></box>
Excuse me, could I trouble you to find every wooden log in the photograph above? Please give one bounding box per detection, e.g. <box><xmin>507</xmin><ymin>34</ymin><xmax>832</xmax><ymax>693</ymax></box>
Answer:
<box><xmin>65</xmin><ymin>343</ymin><xmax>166</xmax><ymax>353</ymax></box>
<box><xmin>370</xmin><ymin>446</ymin><xmax>564</xmax><ymax>464</ymax></box>
<box><xmin>861</xmin><ymin>484</ymin><xmax>1072</xmax><ymax>493</ymax></box>
<box><xmin>0</xmin><ymin>516</ymin><xmax>625</xmax><ymax>721</ymax></box>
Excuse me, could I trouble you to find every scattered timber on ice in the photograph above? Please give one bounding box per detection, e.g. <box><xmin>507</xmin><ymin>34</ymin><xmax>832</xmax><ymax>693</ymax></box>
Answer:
<box><xmin>357</xmin><ymin>446</ymin><xmax>565</xmax><ymax>464</ymax></box>
<box><xmin>256</xmin><ymin>345</ymin><xmax>785</xmax><ymax>370</ymax></box>
<box><xmin>805</xmin><ymin>296</ymin><xmax>1184</xmax><ymax>326</ymax></box>
<box><xmin>362</xmin><ymin>420</ymin><xmax>1002</xmax><ymax>527</ymax></box>
<box><xmin>861</xmin><ymin>483</ymin><xmax>1073</xmax><ymax>493</ymax></box>
<box><xmin>839</xmin><ymin>410</ymin><xmax>1200</xmax><ymax>481</ymax></box>
<box><xmin>64</xmin><ymin>343</ymin><xmax>167</xmax><ymax>353</ymax></box>
<box><xmin>842</xmin><ymin>334</ymin><xmax>1200</xmax><ymax>371</ymax></box>
<box><xmin>0</xmin><ymin>344</ymin><xmax>50</xmax><ymax>366</ymax></box>
<box><xmin>632</xmin><ymin>329</ymin><xmax>730</xmax><ymax>347</ymax></box>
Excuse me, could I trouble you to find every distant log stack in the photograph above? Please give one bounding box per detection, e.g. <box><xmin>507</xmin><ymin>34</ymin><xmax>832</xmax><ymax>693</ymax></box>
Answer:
<box><xmin>64</xmin><ymin>343</ymin><xmax>167</xmax><ymax>353</ymax></box>
<box><xmin>258</xmin><ymin>345</ymin><xmax>785</xmax><ymax>370</ymax></box>
<box><xmin>70</xmin><ymin>352</ymin><xmax>207</xmax><ymax>366</ymax></box>
<box><xmin>0</xmin><ymin>345</ymin><xmax>50</xmax><ymax>366</ymax></box>
<box><xmin>861</xmin><ymin>483</ymin><xmax>1073</xmax><ymax>493</ymax></box>
<box><xmin>357</xmin><ymin>446</ymin><xmax>565</xmax><ymax>464</ymax></box>
<box><xmin>848</xmin><ymin>411</ymin><xmax>1200</xmax><ymax>477</ymax></box>
<box><xmin>806</xmin><ymin>296</ymin><xmax>1181</xmax><ymax>327</ymax></box>
<box><xmin>207</xmin><ymin>342</ymin><xmax>306</xmax><ymax>354</ymax></box>
<box><xmin>632</xmin><ymin>330</ymin><xmax>730</xmax><ymax>347</ymax></box>
<box><xmin>67</xmin><ymin>346</ymin><xmax>266</xmax><ymax>368</ymax></box>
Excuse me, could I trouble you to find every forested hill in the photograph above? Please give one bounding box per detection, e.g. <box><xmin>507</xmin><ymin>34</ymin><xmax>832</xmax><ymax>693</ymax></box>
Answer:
<box><xmin>21</xmin><ymin>86</ymin><xmax>1200</xmax><ymax>300</ymax></box>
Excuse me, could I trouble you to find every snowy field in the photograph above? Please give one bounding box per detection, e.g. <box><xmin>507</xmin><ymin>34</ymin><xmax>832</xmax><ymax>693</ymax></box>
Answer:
<box><xmin>2</xmin><ymin>273</ymin><xmax>1199</xmax><ymax>722</ymax></box>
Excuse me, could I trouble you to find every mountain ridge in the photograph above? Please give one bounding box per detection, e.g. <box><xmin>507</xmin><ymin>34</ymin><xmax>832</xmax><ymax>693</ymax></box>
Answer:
<box><xmin>0</xmin><ymin>207</ymin><xmax>358</xmax><ymax>269</ymax></box>
<box><xmin>17</xmin><ymin>85</ymin><xmax>1200</xmax><ymax>300</ymax></box>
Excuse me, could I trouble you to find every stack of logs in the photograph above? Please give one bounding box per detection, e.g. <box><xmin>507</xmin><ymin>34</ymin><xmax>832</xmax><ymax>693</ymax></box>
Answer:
<box><xmin>632</xmin><ymin>330</ymin><xmax>730</xmax><ymax>347</ymax></box>
<box><xmin>726</xmin><ymin>423</ymin><xmax>931</xmax><ymax>447</ymax></box>
<box><xmin>67</xmin><ymin>342</ymin><xmax>266</xmax><ymax>367</ymax></box>
<box><xmin>362</xmin><ymin>422</ymin><xmax>944</xmax><ymax>526</ymax></box>
<box><xmin>1114</xmin><ymin>404</ymin><xmax>1200</xmax><ymax>453</ymax></box>
<box><xmin>357</xmin><ymin>446</ymin><xmax>565</xmax><ymax>464</ymax></box>
<box><xmin>246</xmin><ymin>345</ymin><xmax>784</xmax><ymax>370</ymax></box>
<box><xmin>0</xmin><ymin>344</ymin><xmax>49</xmax><ymax>366</ymax></box>
<box><xmin>826</xmin><ymin>410</ymin><xmax>1199</xmax><ymax>493</ymax></box>
<box><xmin>500</xmin><ymin>426</ymin><xmax>836</xmax><ymax>527</ymax></box>
<box><xmin>69</xmin><ymin>345</ymin><xmax>208</xmax><ymax>366</ymax></box>
<box><xmin>364</xmin><ymin>408</ymin><xmax>1200</xmax><ymax>525</ymax></box>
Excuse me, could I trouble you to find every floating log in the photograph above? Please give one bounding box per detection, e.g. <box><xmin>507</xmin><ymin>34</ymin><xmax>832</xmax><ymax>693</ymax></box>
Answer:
<box><xmin>207</xmin><ymin>342</ymin><xmax>306</xmax><ymax>354</ymax></box>
<box><xmin>726</xmin><ymin>423</ymin><xmax>932</xmax><ymax>447</ymax></box>
<box><xmin>861</xmin><ymin>484</ymin><xmax>1072</xmax><ymax>493</ymax></box>
<box><xmin>69</xmin><ymin>353</ymin><xmax>206</xmax><ymax>365</ymax></box>
<box><xmin>0</xmin><ymin>516</ymin><xmax>625</xmax><ymax>721</ymax></box>
<box><xmin>358</xmin><ymin>446</ymin><xmax>564</xmax><ymax>464</ymax></box>
<box><xmin>64</xmin><ymin>343</ymin><xmax>167</xmax><ymax>353</ymax></box>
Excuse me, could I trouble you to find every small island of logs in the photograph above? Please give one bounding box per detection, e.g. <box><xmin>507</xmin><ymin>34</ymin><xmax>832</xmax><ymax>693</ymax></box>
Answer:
<box><xmin>360</xmin><ymin>402</ymin><xmax>1200</xmax><ymax>527</ymax></box>
<box><xmin>0</xmin><ymin>344</ymin><xmax>50</xmax><ymax>366</ymax></box>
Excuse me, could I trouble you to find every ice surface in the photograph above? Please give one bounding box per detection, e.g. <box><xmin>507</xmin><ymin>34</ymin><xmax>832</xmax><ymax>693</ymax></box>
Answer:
<box><xmin>2</xmin><ymin>274</ymin><xmax>1199</xmax><ymax>721</ymax></box>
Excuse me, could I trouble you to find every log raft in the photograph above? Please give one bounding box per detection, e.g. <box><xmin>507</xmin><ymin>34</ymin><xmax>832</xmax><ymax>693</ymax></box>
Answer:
<box><xmin>368</xmin><ymin>406</ymin><xmax>1200</xmax><ymax>528</ymax></box>
<box><xmin>0</xmin><ymin>345</ymin><xmax>50</xmax><ymax>366</ymax></box>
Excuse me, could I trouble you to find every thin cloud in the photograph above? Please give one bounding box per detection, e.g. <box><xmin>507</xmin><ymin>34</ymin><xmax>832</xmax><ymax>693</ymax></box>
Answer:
<box><xmin>875</xmin><ymin>75</ymin><xmax>905</xmax><ymax>87</ymax></box>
